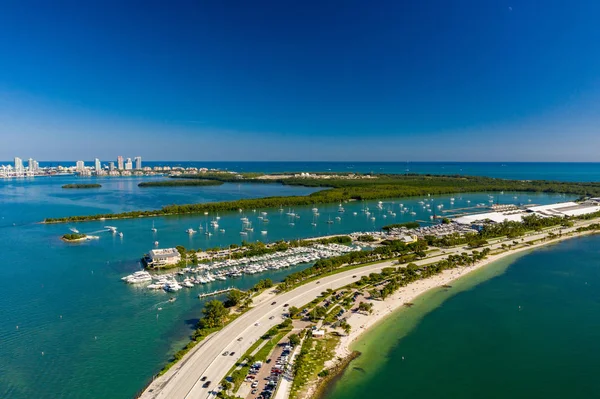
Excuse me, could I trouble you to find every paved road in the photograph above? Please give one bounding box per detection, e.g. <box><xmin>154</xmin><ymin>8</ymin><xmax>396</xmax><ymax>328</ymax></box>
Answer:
<box><xmin>141</xmin><ymin>220</ymin><xmax>593</xmax><ymax>399</ymax></box>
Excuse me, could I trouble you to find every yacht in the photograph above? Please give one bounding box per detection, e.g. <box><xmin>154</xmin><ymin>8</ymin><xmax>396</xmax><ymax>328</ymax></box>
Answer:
<box><xmin>151</xmin><ymin>221</ymin><xmax>157</xmax><ymax>233</ymax></box>
<box><xmin>312</xmin><ymin>208</ymin><xmax>318</xmax><ymax>213</ymax></box>
<box><xmin>105</xmin><ymin>226</ymin><xmax>117</xmax><ymax>233</ymax></box>
<box><xmin>353</xmin><ymin>212</ymin><xmax>357</xmax><ymax>215</ymax></box>
<box><xmin>122</xmin><ymin>271</ymin><xmax>152</xmax><ymax>284</ymax></box>
<box><xmin>69</xmin><ymin>227</ymin><xmax>79</xmax><ymax>234</ymax></box>
<box><xmin>186</xmin><ymin>228</ymin><xmax>196</xmax><ymax>234</ymax></box>
<box><xmin>164</xmin><ymin>281</ymin><xmax>183</xmax><ymax>292</ymax></box>
<box><xmin>118</xmin><ymin>232</ymin><xmax>124</xmax><ymax>238</ymax></box>
<box><xmin>335</xmin><ymin>216</ymin><xmax>341</xmax><ymax>221</ymax></box>
<box><xmin>261</xmin><ymin>231</ymin><xmax>268</xmax><ymax>235</ymax></box>
<box><xmin>154</xmin><ymin>241</ymin><xmax>159</xmax><ymax>246</ymax></box>
<box><xmin>240</xmin><ymin>231</ymin><xmax>248</xmax><ymax>236</ymax></box>
<box><xmin>219</xmin><ymin>229</ymin><xmax>225</xmax><ymax>233</ymax></box>
<box><xmin>327</xmin><ymin>217</ymin><xmax>334</xmax><ymax>224</ymax></box>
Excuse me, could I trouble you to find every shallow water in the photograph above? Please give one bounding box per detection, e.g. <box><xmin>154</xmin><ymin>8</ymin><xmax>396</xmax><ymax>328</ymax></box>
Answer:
<box><xmin>323</xmin><ymin>236</ymin><xmax>600</xmax><ymax>399</ymax></box>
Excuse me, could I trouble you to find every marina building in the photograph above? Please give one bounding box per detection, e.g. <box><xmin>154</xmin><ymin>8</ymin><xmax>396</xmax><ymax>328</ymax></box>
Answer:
<box><xmin>134</xmin><ymin>156</ymin><xmax>142</xmax><ymax>170</ymax></box>
<box><xmin>109</xmin><ymin>162</ymin><xmax>115</xmax><ymax>171</ymax></box>
<box><xmin>146</xmin><ymin>248</ymin><xmax>181</xmax><ymax>268</ymax></box>
<box><xmin>117</xmin><ymin>156</ymin><xmax>124</xmax><ymax>170</ymax></box>
<box><xmin>94</xmin><ymin>158</ymin><xmax>101</xmax><ymax>172</ymax></box>
<box><xmin>125</xmin><ymin>158</ymin><xmax>133</xmax><ymax>170</ymax></box>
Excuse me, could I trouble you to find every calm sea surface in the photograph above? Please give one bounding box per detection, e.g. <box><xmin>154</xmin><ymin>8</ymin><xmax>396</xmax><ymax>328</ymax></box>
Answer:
<box><xmin>0</xmin><ymin>163</ymin><xmax>596</xmax><ymax>398</ymax></box>
<box><xmin>323</xmin><ymin>236</ymin><xmax>600</xmax><ymax>399</ymax></box>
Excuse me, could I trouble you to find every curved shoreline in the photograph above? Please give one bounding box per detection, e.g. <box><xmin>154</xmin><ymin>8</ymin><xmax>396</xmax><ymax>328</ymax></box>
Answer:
<box><xmin>307</xmin><ymin>228</ymin><xmax>599</xmax><ymax>399</ymax></box>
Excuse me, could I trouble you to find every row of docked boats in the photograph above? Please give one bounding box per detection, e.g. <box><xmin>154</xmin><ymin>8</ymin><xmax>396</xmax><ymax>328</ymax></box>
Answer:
<box><xmin>121</xmin><ymin>243</ymin><xmax>363</xmax><ymax>291</ymax></box>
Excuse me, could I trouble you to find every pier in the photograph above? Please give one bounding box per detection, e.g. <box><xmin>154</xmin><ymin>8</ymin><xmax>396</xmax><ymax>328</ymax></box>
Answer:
<box><xmin>198</xmin><ymin>287</ymin><xmax>236</xmax><ymax>299</ymax></box>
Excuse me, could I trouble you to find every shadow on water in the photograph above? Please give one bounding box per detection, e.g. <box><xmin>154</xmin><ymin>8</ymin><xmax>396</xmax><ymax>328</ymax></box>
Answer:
<box><xmin>184</xmin><ymin>318</ymin><xmax>200</xmax><ymax>329</ymax></box>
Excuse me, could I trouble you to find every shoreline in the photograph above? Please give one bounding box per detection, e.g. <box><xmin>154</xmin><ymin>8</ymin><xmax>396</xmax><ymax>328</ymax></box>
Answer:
<box><xmin>307</xmin><ymin>229</ymin><xmax>598</xmax><ymax>399</ymax></box>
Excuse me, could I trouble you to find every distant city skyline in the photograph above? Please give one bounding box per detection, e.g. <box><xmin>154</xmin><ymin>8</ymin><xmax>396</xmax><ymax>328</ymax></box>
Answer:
<box><xmin>1</xmin><ymin>1</ymin><xmax>600</xmax><ymax>161</ymax></box>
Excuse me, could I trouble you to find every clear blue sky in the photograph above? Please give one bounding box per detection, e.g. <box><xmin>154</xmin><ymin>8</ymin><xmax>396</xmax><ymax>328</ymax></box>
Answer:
<box><xmin>1</xmin><ymin>0</ymin><xmax>600</xmax><ymax>161</ymax></box>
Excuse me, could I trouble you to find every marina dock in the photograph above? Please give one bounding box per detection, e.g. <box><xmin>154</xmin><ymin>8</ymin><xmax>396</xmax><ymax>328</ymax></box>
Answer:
<box><xmin>198</xmin><ymin>287</ymin><xmax>236</xmax><ymax>299</ymax></box>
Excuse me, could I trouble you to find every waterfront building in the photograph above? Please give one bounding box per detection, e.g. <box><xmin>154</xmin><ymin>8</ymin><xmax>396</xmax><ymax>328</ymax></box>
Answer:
<box><xmin>94</xmin><ymin>158</ymin><xmax>101</xmax><ymax>172</ymax></box>
<box><xmin>76</xmin><ymin>160</ymin><xmax>85</xmax><ymax>172</ymax></box>
<box><xmin>117</xmin><ymin>156</ymin><xmax>124</xmax><ymax>170</ymax></box>
<box><xmin>109</xmin><ymin>161</ymin><xmax>115</xmax><ymax>171</ymax></box>
<box><xmin>146</xmin><ymin>248</ymin><xmax>181</xmax><ymax>268</ymax></box>
<box><xmin>125</xmin><ymin>158</ymin><xmax>133</xmax><ymax>170</ymax></box>
<box><xmin>27</xmin><ymin>158</ymin><xmax>39</xmax><ymax>173</ymax></box>
<box><xmin>134</xmin><ymin>156</ymin><xmax>142</xmax><ymax>170</ymax></box>
<box><xmin>14</xmin><ymin>157</ymin><xmax>24</xmax><ymax>175</ymax></box>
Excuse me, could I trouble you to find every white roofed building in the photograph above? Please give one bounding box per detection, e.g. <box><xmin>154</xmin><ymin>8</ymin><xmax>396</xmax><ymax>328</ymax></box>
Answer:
<box><xmin>147</xmin><ymin>248</ymin><xmax>181</xmax><ymax>268</ymax></box>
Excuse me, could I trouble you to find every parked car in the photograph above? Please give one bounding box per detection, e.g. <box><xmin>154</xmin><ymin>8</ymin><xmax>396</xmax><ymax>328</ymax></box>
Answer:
<box><xmin>271</xmin><ymin>301</ymin><xmax>277</xmax><ymax>305</ymax></box>
<box><xmin>202</xmin><ymin>381</ymin><xmax>211</xmax><ymax>388</ymax></box>
<box><xmin>222</xmin><ymin>351</ymin><xmax>229</xmax><ymax>356</ymax></box>
<box><xmin>230</xmin><ymin>351</ymin><xmax>235</xmax><ymax>356</ymax></box>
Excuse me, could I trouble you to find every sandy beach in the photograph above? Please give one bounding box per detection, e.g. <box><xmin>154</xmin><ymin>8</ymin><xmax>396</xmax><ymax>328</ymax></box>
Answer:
<box><xmin>327</xmin><ymin>227</ymin><xmax>598</xmax><ymax>368</ymax></box>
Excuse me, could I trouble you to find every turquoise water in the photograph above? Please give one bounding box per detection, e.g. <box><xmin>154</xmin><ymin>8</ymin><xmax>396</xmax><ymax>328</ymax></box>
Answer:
<box><xmin>0</xmin><ymin>175</ymin><xmax>580</xmax><ymax>398</ymax></box>
<box><xmin>324</xmin><ymin>236</ymin><xmax>600</xmax><ymax>399</ymax></box>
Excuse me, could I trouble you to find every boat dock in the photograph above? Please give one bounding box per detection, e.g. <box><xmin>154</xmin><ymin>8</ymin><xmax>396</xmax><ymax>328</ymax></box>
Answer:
<box><xmin>198</xmin><ymin>287</ymin><xmax>236</xmax><ymax>299</ymax></box>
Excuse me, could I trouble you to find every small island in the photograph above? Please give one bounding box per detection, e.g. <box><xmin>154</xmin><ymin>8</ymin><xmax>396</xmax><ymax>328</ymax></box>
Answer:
<box><xmin>61</xmin><ymin>233</ymin><xmax>99</xmax><ymax>242</ymax></box>
<box><xmin>61</xmin><ymin>233</ymin><xmax>87</xmax><ymax>241</ymax></box>
<box><xmin>62</xmin><ymin>184</ymin><xmax>102</xmax><ymax>189</ymax></box>
<box><xmin>138</xmin><ymin>180</ymin><xmax>223</xmax><ymax>187</ymax></box>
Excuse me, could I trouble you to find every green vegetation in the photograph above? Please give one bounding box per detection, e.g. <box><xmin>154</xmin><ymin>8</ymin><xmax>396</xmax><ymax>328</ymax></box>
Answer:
<box><xmin>61</xmin><ymin>183</ymin><xmax>101</xmax><ymax>189</ymax></box>
<box><xmin>61</xmin><ymin>233</ymin><xmax>86</xmax><ymax>241</ymax></box>
<box><xmin>382</xmin><ymin>221</ymin><xmax>420</xmax><ymax>231</ymax></box>
<box><xmin>43</xmin><ymin>173</ymin><xmax>600</xmax><ymax>223</ymax></box>
<box><xmin>356</xmin><ymin>234</ymin><xmax>376</xmax><ymax>242</ymax></box>
<box><xmin>290</xmin><ymin>334</ymin><xmax>339</xmax><ymax>399</ymax></box>
<box><xmin>279</xmin><ymin>240</ymin><xmax>427</xmax><ymax>290</ymax></box>
<box><xmin>198</xmin><ymin>300</ymin><xmax>230</xmax><ymax>329</ymax></box>
<box><xmin>138</xmin><ymin>179</ymin><xmax>223</xmax><ymax>187</ymax></box>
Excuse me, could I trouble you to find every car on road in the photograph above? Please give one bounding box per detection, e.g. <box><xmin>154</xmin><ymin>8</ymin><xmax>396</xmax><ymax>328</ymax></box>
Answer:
<box><xmin>230</xmin><ymin>351</ymin><xmax>235</xmax><ymax>356</ymax></box>
<box><xmin>237</xmin><ymin>337</ymin><xmax>243</xmax><ymax>341</ymax></box>
<box><xmin>222</xmin><ymin>351</ymin><xmax>229</xmax><ymax>356</ymax></box>
<box><xmin>269</xmin><ymin>316</ymin><xmax>274</xmax><ymax>320</ymax></box>
<box><xmin>202</xmin><ymin>381</ymin><xmax>211</xmax><ymax>388</ymax></box>
<box><xmin>283</xmin><ymin>303</ymin><xmax>289</xmax><ymax>307</ymax></box>
<box><xmin>352</xmin><ymin>275</ymin><xmax>357</xmax><ymax>278</ymax></box>
<box><xmin>266</xmin><ymin>358</ymin><xmax>271</xmax><ymax>364</ymax></box>
<box><xmin>255</xmin><ymin>322</ymin><xmax>260</xmax><ymax>326</ymax></box>
<box><xmin>271</xmin><ymin>301</ymin><xmax>277</xmax><ymax>305</ymax></box>
<box><xmin>251</xmin><ymin>388</ymin><xmax>258</xmax><ymax>394</ymax></box>
<box><xmin>316</xmin><ymin>281</ymin><xmax>320</xmax><ymax>284</ymax></box>
<box><xmin>201</xmin><ymin>376</ymin><xmax>207</xmax><ymax>381</ymax></box>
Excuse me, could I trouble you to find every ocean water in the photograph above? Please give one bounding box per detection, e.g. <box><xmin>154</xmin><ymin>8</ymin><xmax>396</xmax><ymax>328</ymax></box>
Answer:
<box><xmin>323</xmin><ymin>236</ymin><xmax>600</xmax><ymax>399</ymax></box>
<box><xmin>0</xmin><ymin>164</ymin><xmax>594</xmax><ymax>399</ymax></box>
<box><xmin>4</xmin><ymin>161</ymin><xmax>600</xmax><ymax>182</ymax></box>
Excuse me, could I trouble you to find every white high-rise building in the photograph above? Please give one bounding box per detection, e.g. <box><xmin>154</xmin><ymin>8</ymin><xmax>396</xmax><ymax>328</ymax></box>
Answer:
<box><xmin>76</xmin><ymin>160</ymin><xmax>85</xmax><ymax>172</ymax></box>
<box><xmin>14</xmin><ymin>157</ymin><xmax>24</xmax><ymax>174</ymax></box>
<box><xmin>134</xmin><ymin>156</ymin><xmax>142</xmax><ymax>170</ymax></box>
<box><xmin>117</xmin><ymin>156</ymin><xmax>124</xmax><ymax>170</ymax></box>
<box><xmin>27</xmin><ymin>158</ymin><xmax>39</xmax><ymax>172</ymax></box>
<box><xmin>125</xmin><ymin>158</ymin><xmax>133</xmax><ymax>170</ymax></box>
<box><xmin>109</xmin><ymin>162</ymin><xmax>115</xmax><ymax>171</ymax></box>
<box><xmin>95</xmin><ymin>158</ymin><xmax>101</xmax><ymax>172</ymax></box>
